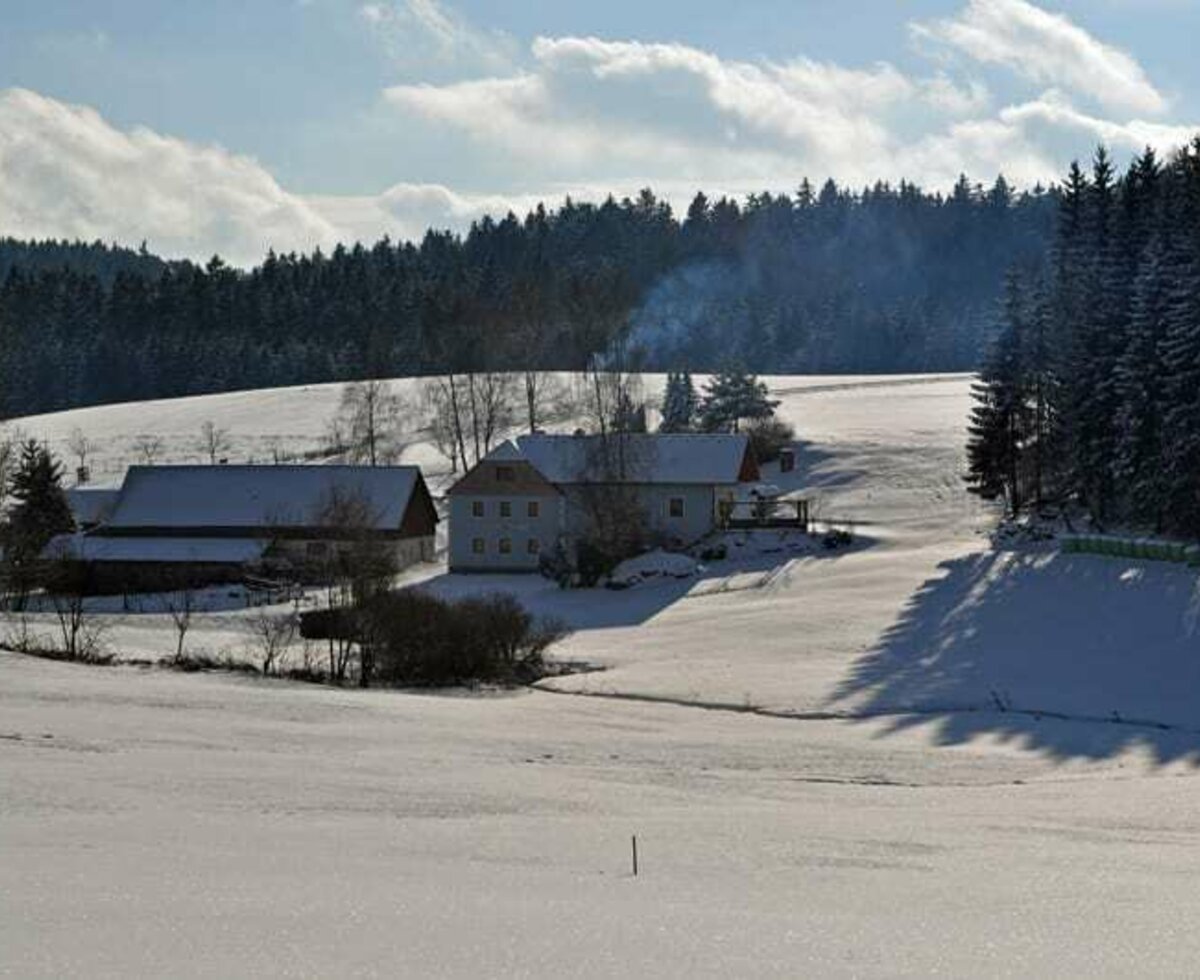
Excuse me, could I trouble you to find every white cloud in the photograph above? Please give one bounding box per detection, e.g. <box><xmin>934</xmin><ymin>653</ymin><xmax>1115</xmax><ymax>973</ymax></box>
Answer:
<box><xmin>3</xmin><ymin>3</ymin><xmax>1197</xmax><ymax>264</ymax></box>
<box><xmin>911</xmin><ymin>0</ymin><xmax>1166</xmax><ymax>115</ymax></box>
<box><xmin>359</xmin><ymin>0</ymin><xmax>516</xmax><ymax>73</ymax></box>
<box><xmin>897</xmin><ymin>90</ymin><xmax>1197</xmax><ymax>188</ymax></box>
<box><xmin>919</xmin><ymin>74</ymin><xmax>991</xmax><ymax>115</ymax></box>
<box><xmin>383</xmin><ymin>25</ymin><xmax>1194</xmax><ymax>195</ymax></box>
<box><xmin>385</xmin><ymin>37</ymin><xmax>925</xmax><ymax>184</ymax></box>
<box><xmin>0</xmin><ymin>88</ymin><xmax>339</xmax><ymax>266</ymax></box>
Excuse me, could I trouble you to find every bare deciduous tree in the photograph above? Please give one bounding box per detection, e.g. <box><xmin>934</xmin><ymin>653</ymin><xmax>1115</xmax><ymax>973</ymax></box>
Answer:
<box><xmin>67</xmin><ymin>427</ymin><xmax>94</xmax><ymax>481</ymax></box>
<box><xmin>424</xmin><ymin>381</ymin><xmax>463</xmax><ymax>473</ymax></box>
<box><xmin>46</xmin><ymin>558</ymin><xmax>108</xmax><ymax>662</ymax></box>
<box><xmin>164</xmin><ymin>583</ymin><xmax>197</xmax><ymax>663</ymax></box>
<box><xmin>579</xmin><ymin>360</ymin><xmax>648</xmax><ymax>483</ymax></box>
<box><xmin>424</xmin><ymin>371</ymin><xmax>513</xmax><ymax>470</ymax></box>
<box><xmin>465</xmin><ymin>372</ymin><xmax>515</xmax><ymax>465</ymax></box>
<box><xmin>199</xmin><ymin>421</ymin><xmax>232</xmax><ymax>465</ymax></box>
<box><xmin>0</xmin><ymin>427</ymin><xmax>19</xmax><ymax>509</ymax></box>
<box><xmin>423</xmin><ymin>373</ymin><xmax>515</xmax><ymax>472</ymax></box>
<box><xmin>311</xmin><ymin>484</ymin><xmax>400</xmax><ymax>685</ymax></box>
<box><xmin>243</xmin><ymin>609</ymin><xmax>297</xmax><ymax>676</ymax></box>
<box><xmin>133</xmin><ymin>434</ymin><xmax>165</xmax><ymax>465</ymax></box>
<box><xmin>334</xmin><ymin>379</ymin><xmax>407</xmax><ymax>466</ymax></box>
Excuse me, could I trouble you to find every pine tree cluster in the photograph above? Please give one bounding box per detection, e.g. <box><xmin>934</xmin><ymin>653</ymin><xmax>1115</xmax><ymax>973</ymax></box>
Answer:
<box><xmin>967</xmin><ymin>142</ymin><xmax>1200</xmax><ymax>537</ymax></box>
<box><xmin>0</xmin><ymin>178</ymin><xmax>1056</xmax><ymax>417</ymax></box>
<box><xmin>659</xmin><ymin>368</ymin><xmax>779</xmax><ymax>434</ymax></box>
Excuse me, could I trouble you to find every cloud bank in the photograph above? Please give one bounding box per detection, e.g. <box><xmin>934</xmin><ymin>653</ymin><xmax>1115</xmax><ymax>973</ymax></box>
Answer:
<box><xmin>1</xmin><ymin>1</ymin><xmax>1196</xmax><ymax>266</ymax></box>
<box><xmin>911</xmin><ymin>0</ymin><xmax>1166</xmax><ymax>115</ymax></box>
<box><xmin>0</xmin><ymin>88</ymin><xmax>339</xmax><ymax>266</ymax></box>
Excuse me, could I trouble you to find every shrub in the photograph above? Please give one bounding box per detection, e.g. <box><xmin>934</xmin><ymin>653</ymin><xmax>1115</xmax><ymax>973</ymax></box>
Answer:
<box><xmin>746</xmin><ymin>417</ymin><xmax>795</xmax><ymax>464</ymax></box>
<box><xmin>575</xmin><ymin>539</ymin><xmax>620</xmax><ymax>588</ymax></box>
<box><xmin>538</xmin><ymin>540</ymin><xmax>574</xmax><ymax>589</ymax></box>
<box><xmin>366</xmin><ymin>590</ymin><xmax>569</xmax><ymax>687</ymax></box>
<box><xmin>169</xmin><ymin>651</ymin><xmax>258</xmax><ymax>674</ymax></box>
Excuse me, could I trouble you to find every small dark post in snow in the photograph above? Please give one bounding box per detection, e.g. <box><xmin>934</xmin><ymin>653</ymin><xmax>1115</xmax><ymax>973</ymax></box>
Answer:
<box><xmin>631</xmin><ymin>835</ymin><xmax>638</xmax><ymax>877</ymax></box>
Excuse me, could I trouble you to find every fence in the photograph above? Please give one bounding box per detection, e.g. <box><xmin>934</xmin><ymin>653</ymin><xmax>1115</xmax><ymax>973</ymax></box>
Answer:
<box><xmin>718</xmin><ymin>498</ymin><xmax>810</xmax><ymax>531</ymax></box>
<box><xmin>1061</xmin><ymin>534</ymin><xmax>1200</xmax><ymax>566</ymax></box>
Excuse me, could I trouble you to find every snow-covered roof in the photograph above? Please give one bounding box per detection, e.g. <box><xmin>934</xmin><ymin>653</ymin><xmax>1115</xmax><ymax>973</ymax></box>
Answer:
<box><xmin>45</xmin><ymin>534</ymin><xmax>267</xmax><ymax>564</ymax></box>
<box><xmin>66</xmin><ymin>488</ymin><xmax>121</xmax><ymax>526</ymax></box>
<box><xmin>502</xmin><ymin>433</ymin><xmax>753</xmax><ymax>485</ymax></box>
<box><xmin>103</xmin><ymin>465</ymin><xmax>426</xmax><ymax>531</ymax></box>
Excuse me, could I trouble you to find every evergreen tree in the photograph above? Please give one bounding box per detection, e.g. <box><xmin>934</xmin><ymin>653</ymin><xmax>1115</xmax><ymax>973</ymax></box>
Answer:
<box><xmin>7</xmin><ymin>440</ymin><xmax>74</xmax><ymax>547</ymax></box>
<box><xmin>659</xmin><ymin>372</ymin><xmax>698</xmax><ymax>432</ymax></box>
<box><xmin>966</xmin><ymin>274</ymin><xmax>1030</xmax><ymax>515</ymax></box>
<box><xmin>978</xmin><ymin>139</ymin><xmax>1200</xmax><ymax>537</ymax></box>
<box><xmin>1112</xmin><ymin>233</ymin><xmax>1171</xmax><ymax>527</ymax></box>
<box><xmin>0</xmin><ymin>178</ymin><xmax>1058</xmax><ymax>417</ymax></box>
<box><xmin>1159</xmin><ymin>240</ymin><xmax>1200</xmax><ymax>534</ymax></box>
<box><xmin>611</xmin><ymin>390</ymin><xmax>648</xmax><ymax>434</ymax></box>
<box><xmin>698</xmin><ymin>368</ymin><xmax>780</xmax><ymax>433</ymax></box>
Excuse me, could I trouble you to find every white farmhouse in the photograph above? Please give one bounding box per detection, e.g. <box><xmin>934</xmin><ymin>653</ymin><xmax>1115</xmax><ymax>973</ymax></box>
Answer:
<box><xmin>446</xmin><ymin>433</ymin><xmax>759</xmax><ymax>573</ymax></box>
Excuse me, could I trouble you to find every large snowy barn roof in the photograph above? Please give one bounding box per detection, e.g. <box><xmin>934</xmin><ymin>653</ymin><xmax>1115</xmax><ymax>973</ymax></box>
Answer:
<box><xmin>502</xmin><ymin>433</ymin><xmax>757</xmax><ymax>485</ymax></box>
<box><xmin>102</xmin><ymin>465</ymin><xmax>428</xmax><ymax>532</ymax></box>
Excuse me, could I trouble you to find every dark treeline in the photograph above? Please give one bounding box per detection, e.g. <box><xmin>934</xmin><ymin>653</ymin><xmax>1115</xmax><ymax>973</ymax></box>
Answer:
<box><xmin>967</xmin><ymin>140</ymin><xmax>1200</xmax><ymax>538</ymax></box>
<box><xmin>0</xmin><ymin>178</ymin><xmax>1058</xmax><ymax>417</ymax></box>
<box><xmin>0</xmin><ymin>237</ymin><xmax>173</xmax><ymax>286</ymax></box>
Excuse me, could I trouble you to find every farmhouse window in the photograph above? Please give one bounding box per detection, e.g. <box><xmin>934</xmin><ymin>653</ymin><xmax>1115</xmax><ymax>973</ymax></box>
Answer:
<box><xmin>471</xmin><ymin>500</ymin><xmax>484</xmax><ymax>518</ymax></box>
<box><xmin>500</xmin><ymin>501</ymin><xmax>512</xmax><ymax>518</ymax></box>
<box><xmin>528</xmin><ymin>501</ymin><xmax>539</xmax><ymax>518</ymax></box>
<box><xmin>496</xmin><ymin>466</ymin><xmax>515</xmax><ymax>482</ymax></box>
<box><xmin>668</xmin><ymin>497</ymin><xmax>685</xmax><ymax>518</ymax></box>
<box><xmin>527</xmin><ymin>538</ymin><xmax>540</xmax><ymax>555</ymax></box>
<box><xmin>471</xmin><ymin>537</ymin><xmax>485</xmax><ymax>554</ymax></box>
<box><xmin>499</xmin><ymin>538</ymin><xmax>513</xmax><ymax>555</ymax></box>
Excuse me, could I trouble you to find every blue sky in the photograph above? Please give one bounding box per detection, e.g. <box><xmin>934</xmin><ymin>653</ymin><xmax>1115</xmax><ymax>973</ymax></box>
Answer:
<box><xmin>1</xmin><ymin>0</ymin><xmax>1198</xmax><ymax>264</ymax></box>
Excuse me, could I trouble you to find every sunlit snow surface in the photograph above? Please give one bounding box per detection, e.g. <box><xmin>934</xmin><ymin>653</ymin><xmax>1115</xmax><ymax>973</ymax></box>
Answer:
<box><xmin>4</xmin><ymin>373</ymin><xmax>1200</xmax><ymax>978</ymax></box>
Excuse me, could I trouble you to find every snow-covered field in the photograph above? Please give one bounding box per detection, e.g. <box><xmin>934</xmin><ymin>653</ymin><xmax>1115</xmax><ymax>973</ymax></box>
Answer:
<box><xmin>5</xmin><ymin>373</ymin><xmax>1200</xmax><ymax>977</ymax></box>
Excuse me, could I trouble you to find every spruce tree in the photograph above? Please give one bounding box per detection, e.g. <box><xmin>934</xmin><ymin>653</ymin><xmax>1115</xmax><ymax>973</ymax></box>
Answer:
<box><xmin>698</xmin><ymin>368</ymin><xmax>779</xmax><ymax>433</ymax></box>
<box><xmin>1159</xmin><ymin>242</ymin><xmax>1200</xmax><ymax>534</ymax></box>
<box><xmin>660</xmin><ymin>372</ymin><xmax>698</xmax><ymax>432</ymax></box>
<box><xmin>7</xmin><ymin>439</ymin><xmax>74</xmax><ymax>552</ymax></box>
<box><xmin>1113</xmin><ymin>233</ymin><xmax>1171</xmax><ymax>528</ymax></box>
<box><xmin>966</xmin><ymin>275</ymin><xmax>1030</xmax><ymax>515</ymax></box>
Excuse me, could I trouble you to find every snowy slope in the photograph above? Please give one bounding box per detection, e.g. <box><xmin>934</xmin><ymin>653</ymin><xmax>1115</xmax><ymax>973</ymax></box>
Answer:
<box><xmin>8</xmin><ymin>377</ymin><xmax>456</xmax><ymax>490</ymax></box>
<box><xmin>6</xmin><ymin>651</ymin><xmax>1200</xmax><ymax>978</ymax></box>
<box><xmin>8</xmin><ymin>373</ymin><xmax>962</xmax><ymax>487</ymax></box>
<box><xmin>5</xmin><ymin>372</ymin><xmax>1200</xmax><ymax>977</ymax></box>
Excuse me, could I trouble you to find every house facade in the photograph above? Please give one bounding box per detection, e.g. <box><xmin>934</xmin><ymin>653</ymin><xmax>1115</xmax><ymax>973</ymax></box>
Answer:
<box><xmin>47</xmin><ymin>464</ymin><xmax>438</xmax><ymax>591</ymax></box>
<box><xmin>446</xmin><ymin>433</ymin><xmax>759</xmax><ymax>573</ymax></box>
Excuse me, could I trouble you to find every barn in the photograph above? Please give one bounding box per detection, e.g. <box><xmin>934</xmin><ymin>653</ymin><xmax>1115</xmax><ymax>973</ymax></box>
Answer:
<box><xmin>46</xmin><ymin>465</ymin><xmax>438</xmax><ymax>592</ymax></box>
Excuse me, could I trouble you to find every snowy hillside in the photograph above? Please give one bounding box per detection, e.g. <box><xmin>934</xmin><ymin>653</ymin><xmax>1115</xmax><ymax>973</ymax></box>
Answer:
<box><xmin>7</xmin><ymin>377</ymin><xmax>453</xmax><ymax>490</ymax></box>
<box><xmin>5</xmin><ymin>372</ymin><xmax>1200</xmax><ymax>977</ymax></box>
<box><xmin>8</xmin><ymin>372</ymin><xmax>964</xmax><ymax>489</ymax></box>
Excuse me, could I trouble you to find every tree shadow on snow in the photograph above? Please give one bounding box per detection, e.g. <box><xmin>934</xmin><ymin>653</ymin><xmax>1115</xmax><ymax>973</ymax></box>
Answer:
<box><xmin>832</xmin><ymin>550</ymin><xmax>1200</xmax><ymax>765</ymax></box>
<box><xmin>762</xmin><ymin>439</ymin><xmax>864</xmax><ymax>501</ymax></box>
<box><xmin>413</xmin><ymin>570</ymin><xmax>701</xmax><ymax>631</ymax></box>
<box><xmin>411</xmin><ymin>534</ymin><xmax>873</xmax><ymax>633</ymax></box>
